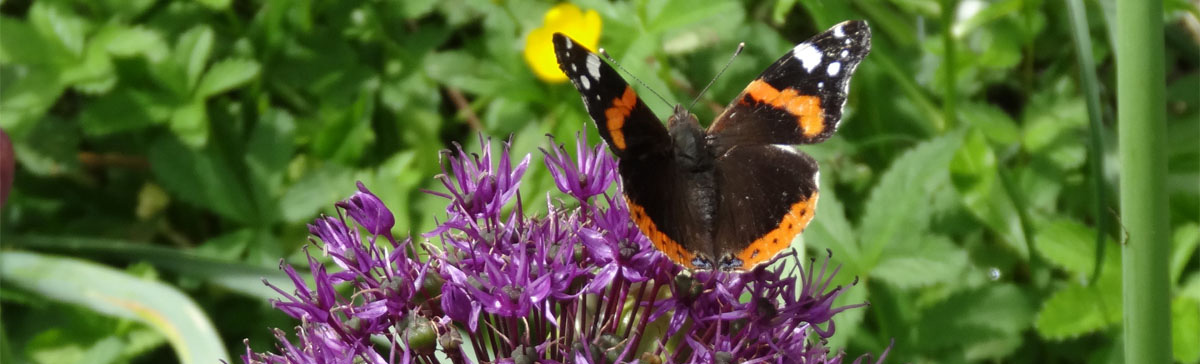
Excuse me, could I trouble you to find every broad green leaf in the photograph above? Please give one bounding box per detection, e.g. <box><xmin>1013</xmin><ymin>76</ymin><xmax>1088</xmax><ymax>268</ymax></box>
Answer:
<box><xmin>169</xmin><ymin>100</ymin><xmax>209</xmax><ymax>148</ymax></box>
<box><xmin>1035</xmin><ymin>265</ymin><xmax>1121</xmax><ymax>340</ymax></box>
<box><xmin>646</xmin><ymin>0</ymin><xmax>742</xmax><ymax>34</ymax></box>
<box><xmin>192</xmin><ymin>0</ymin><xmax>231</xmax><ymax>10</ymax></box>
<box><xmin>245</xmin><ymin>109</ymin><xmax>297</xmax><ymax>199</ymax></box>
<box><xmin>0</xmin><ymin>251</ymin><xmax>228</xmax><ymax>364</ymax></box>
<box><xmin>1034</xmin><ymin>218</ymin><xmax>1116</xmax><ymax>277</ymax></box>
<box><xmin>959</xmin><ymin>102</ymin><xmax>1021</xmax><ymax>146</ymax></box>
<box><xmin>0</xmin><ymin>66</ymin><xmax>65</xmax><ymax>133</ymax></box>
<box><xmin>280</xmin><ymin>164</ymin><xmax>359</xmax><ymax>223</ymax></box>
<box><xmin>1023</xmin><ymin>97</ymin><xmax>1088</xmax><ymax>171</ymax></box>
<box><xmin>859</xmin><ymin>132</ymin><xmax>964</xmax><ymax>265</ymax></box>
<box><xmin>771</xmin><ymin>0</ymin><xmax>801</xmax><ymax>24</ymax></box>
<box><xmin>871</xmin><ymin>234</ymin><xmax>968</xmax><ymax>288</ymax></box>
<box><xmin>78</xmin><ymin>88</ymin><xmax>172</xmax><ymax>136</ymax></box>
<box><xmin>0</xmin><ymin>17</ymin><xmax>53</xmax><ymax>64</ymax></box>
<box><xmin>27</xmin><ymin>2</ymin><xmax>88</xmax><ymax>58</ymax></box>
<box><xmin>60</xmin><ymin>37</ymin><xmax>116</xmax><ymax>93</ymax></box>
<box><xmin>804</xmin><ymin>179</ymin><xmax>861</xmax><ymax>271</ymax></box>
<box><xmin>424</xmin><ymin>51</ymin><xmax>503</xmax><ymax>95</ymax></box>
<box><xmin>149</xmin><ymin>136</ymin><xmax>257</xmax><ymax>224</ymax></box>
<box><xmin>172</xmin><ymin>26</ymin><xmax>215</xmax><ymax>92</ymax></box>
<box><xmin>1173</xmin><ymin>297</ymin><xmax>1200</xmax><ymax>363</ymax></box>
<box><xmin>952</xmin><ymin>129</ymin><xmax>1027</xmax><ymax>254</ymax></box>
<box><xmin>6</xmin><ymin>235</ymin><xmax>291</xmax><ymax>301</ymax></box>
<box><xmin>312</xmin><ymin>89</ymin><xmax>376</xmax><ymax>164</ymax></box>
<box><xmin>917</xmin><ymin>284</ymin><xmax>1033</xmax><ymax>360</ymax></box>
<box><xmin>98</xmin><ymin>26</ymin><xmax>168</xmax><ymax>62</ymax></box>
<box><xmin>195</xmin><ymin>58</ymin><xmax>261</xmax><ymax>98</ymax></box>
<box><xmin>1183</xmin><ymin>273</ymin><xmax>1200</xmax><ymax>301</ymax></box>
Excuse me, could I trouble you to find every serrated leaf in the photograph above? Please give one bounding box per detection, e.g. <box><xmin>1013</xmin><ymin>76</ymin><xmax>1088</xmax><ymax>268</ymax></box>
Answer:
<box><xmin>859</xmin><ymin>132</ymin><xmax>964</xmax><ymax>264</ymax></box>
<box><xmin>280</xmin><ymin>165</ymin><xmax>359</xmax><ymax>223</ymax></box>
<box><xmin>149</xmin><ymin>136</ymin><xmax>257</xmax><ymax>224</ymax></box>
<box><xmin>195</xmin><ymin>58</ymin><xmax>261</xmax><ymax>98</ymax></box>
<box><xmin>1035</xmin><ymin>267</ymin><xmax>1121</xmax><ymax>340</ymax></box>
<box><xmin>917</xmin><ymin>284</ymin><xmax>1033</xmax><ymax>358</ymax></box>
<box><xmin>872</xmin><ymin>235</ymin><xmax>968</xmax><ymax>288</ymax></box>
<box><xmin>0</xmin><ymin>251</ymin><xmax>227</xmax><ymax>364</ymax></box>
<box><xmin>172</xmin><ymin>26</ymin><xmax>214</xmax><ymax>92</ymax></box>
<box><xmin>169</xmin><ymin>100</ymin><xmax>209</xmax><ymax>148</ymax></box>
<box><xmin>952</xmin><ymin>129</ymin><xmax>1027</xmax><ymax>253</ymax></box>
<box><xmin>98</xmin><ymin>26</ymin><xmax>168</xmax><ymax>62</ymax></box>
<box><xmin>79</xmin><ymin>88</ymin><xmax>172</xmax><ymax>136</ymax></box>
<box><xmin>1172</xmin><ymin>297</ymin><xmax>1200</xmax><ymax>363</ymax></box>
<box><xmin>27</xmin><ymin>2</ymin><xmax>88</xmax><ymax>57</ymax></box>
<box><xmin>1034</xmin><ymin>218</ymin><xmax>1115</xmax><ymax>277</ymax></box>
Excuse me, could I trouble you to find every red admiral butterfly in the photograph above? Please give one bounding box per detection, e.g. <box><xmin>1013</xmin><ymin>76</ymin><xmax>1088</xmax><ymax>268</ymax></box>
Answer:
<box><xmin>553</xmin><ymin>21</ymin><xmax>871</xmax><ymax>271</ymax></box>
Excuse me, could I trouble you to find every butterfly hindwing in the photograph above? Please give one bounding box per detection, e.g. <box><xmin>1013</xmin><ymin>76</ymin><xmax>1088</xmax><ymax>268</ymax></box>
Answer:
<box><xmin>708</xmin><ymin>20</ymin><xmax>871</xmax><ymax>150</ymax></box>
<box><xmin>552</xmin><ymin>33</ymin><xmax>670</xmax><ymax>159</ymax></box>
<box><xmin>712</xmin><ymin>145</ymin><xmax>819</xmax><ymax>270</ymax></box>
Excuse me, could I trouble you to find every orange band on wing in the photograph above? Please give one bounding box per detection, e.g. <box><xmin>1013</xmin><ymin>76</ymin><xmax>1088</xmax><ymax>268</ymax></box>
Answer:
<box><xmin>735</xmin><ymin>192</ymin><xmax>819</xmax><ymax>269</ymax></box>
<box><xmin>604</xmin><ymin>86</ymin><xmax>638</xmax><ymax>150</ymax></box>
<box><xmin>626</xmin><ymin>197</ymin><xmax>696</xmax><ymax>268</ymax></box>
<box><xmin>744</xmin><ymin>79</ymin><xmax>825</xmax><ymax>138</ymax></box>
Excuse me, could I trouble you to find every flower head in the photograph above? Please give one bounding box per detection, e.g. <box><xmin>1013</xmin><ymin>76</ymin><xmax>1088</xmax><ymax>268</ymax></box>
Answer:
<box><xmin>524</xmin><ymin>3</ymin><xmax>602</xmax><ymax>82</ymax></box>
<box><xmin>245</xmin><ymin>134</ymin><xmax>890</xmax><ymax>364</ymax></box>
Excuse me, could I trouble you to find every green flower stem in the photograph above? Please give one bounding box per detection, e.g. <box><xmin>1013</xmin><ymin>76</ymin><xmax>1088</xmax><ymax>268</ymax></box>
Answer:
<box><xmin>1116</xmin><ymin>0</ymin><xmax>1171</xmax><ymax>363</ymax></box>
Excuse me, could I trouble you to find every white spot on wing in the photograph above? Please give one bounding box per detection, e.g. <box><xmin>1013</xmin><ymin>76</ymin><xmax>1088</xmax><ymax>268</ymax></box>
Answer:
<box><xmin>579</xmin><ymin>76</ymin><xmax>591</xmax><ymax>90</ymax></box>
<box><xmin>833</xmin><ymin>25</ymin><xmax>845</xmax><ymax>38</ymax></box>
<box><xmin>586</xmin><ymin>54</ymin><xmax>602</xmax><ymax>80</ymax></box>
<box><xmin>571</xmin><ymin>64</ymin><xmax>577</xmax><ymax>72</ymax></box>
<box><xmin>565</xmin><ymin>39</ymin><xmax>573</xmax><ymax>50</ymax></box>
<box><xmin>773</xmin><ymin>145</ymin><xmax>800</xmax><ymax>155</ymax></box>
<box><xmin>817</xmin><ymin>81</ymin><xmax>824</xmax><ymax>89</ymax></box>
<box><xmin>792</xmin><ymin>43</ymin><xmax>823</xmax><ymax>73</ymax></box>
<box><xmin>827</xmin><ymin>62</ymin><xmax>841</xmax><ymax>76</ymax></box>
<box><xmin>840</xmin><ymin>50</ymin><xmax>849</xmax><ymax>58</ymax></box>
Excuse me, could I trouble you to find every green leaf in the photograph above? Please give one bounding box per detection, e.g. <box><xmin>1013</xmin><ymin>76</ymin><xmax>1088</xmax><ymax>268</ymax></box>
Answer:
<box><xmin>0</xmin><ymin>251</ymin><xmax>228</xmax><ymax>364</ymax></box>
<box><xmin>98</xmin><ymin>26</ymin><xmax>168</xmax><ymax>62</ymax></box>
<box><xmin>951</xmin><ymin>129</ymin><xmax>1027</xmax><ymax>253</ymax></box>
<box><xmin>27</xmin><ymin>2</ymin><xmax>88</xmax><ymax>58</ymax></box>
<box><xmin>0</xmin><ymin>17</ymin><xmax>54</xmax><ymax>64</ymax></box>
<box><xmin>917</xmin><ymin>284</ymin><xmax>1033</xmax><ymax>360</ymax></box>
<box><xmin>871</xmin><ymin>234</ymin><xmax>968</xmax><ymax>288</ymax></box>
<box><xmin>192</xmin><ymin>0</ymin><xmax>231</xmax><ymax>10</ymax></box>
<box><xmin>1173</xmin><ymin>296</ymin><xmax>1200</xmax><ymax>363</ymax></box>
<box><xmin>172</xmin><ymin>25</ymin><xmax>215</xmax><ymax>92</ymax></box>
<box><xmin>78</xmin><ymin>88</ymin><xmax>173</xmax><ymax>136</ymax></box>
<box><xmin>1023</xmin><ymin>97</ymin><xmax>1088</xmax><ymax>171</ymax></box>
<box><xmin>169</xmin><ymin>100</ymin><xmax>209</xmax><ymax>148</ymax></box>
<box><xmin>859</xmin><ymin>132</ymin><xmax>964</xmax><ymax>265</ymax></box>
<box><xmin>245</xmin><ymin>109</ymin><xmax>297</xmax><ymax>200</ymax></box>
<box><xmin>1171</xmin><ymin>222</ymin><xmax>1200</xmax><ymax>283</ymax></box>
<box><xmin>1035</xmin><ymin>265</ymin><xmax>1121</xmax><ymax>340</ymax></box>
<box><xmin>0</xmin><ymin>66</ymin><xmax>65</xmax><ymax>133</ymax></box>
<box><xmin>9</xmin><ymin>116</ymin><xmax>80</xmax><ymax>176</ymax></box>
<box><xmin>1034</xmin><ymin>218</ymin><xmax>1114</xmax><ymax>277</ymax></box>
<box><xmin>959</xmin><ymin>102</ymin><xmax>1021</xmax><ymax>146</ymax></box>
<box><xmin>279</xmin><ymin>164</ymin><xmax>359</xmax><ymax>223</ymax></box>
<box><xmin>149</xmin><ymin>136</ymin><xmax>257</xmax><ymax>224</ymax></box>
<box><xmin>771</xmin><ymin>0</ymin><xmax>801</xmax><ymax>24</ymax></box>
<box><xmin>804</xmin><ymin>178</ymin><xmax>862</xmax><ymax>270</ymax></box>
<box><xmin>646</xmin><ymin>0</ymin><xmax>742</xmax><ymax>34</ymax></box>
<box><xmin>195</xmin><ymin>58</ymin><xmax>261</xmax><ymax>98</ymax></box>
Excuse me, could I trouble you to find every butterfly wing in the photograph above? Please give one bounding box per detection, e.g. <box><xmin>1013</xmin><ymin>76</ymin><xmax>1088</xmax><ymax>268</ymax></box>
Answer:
<box><xmin>707</xmin><ymin>20</ymin><xmax>871</xmax><ymax>150</ymax></box>
<box><xmin>553</xmin><ymin>33</ymin><xmax>712</xmax><ymax>269</ymax></box>
<box><xmin>712</xmin><ymin>145</ymin><xmax>819</xmax><ymax>270</ymax></box>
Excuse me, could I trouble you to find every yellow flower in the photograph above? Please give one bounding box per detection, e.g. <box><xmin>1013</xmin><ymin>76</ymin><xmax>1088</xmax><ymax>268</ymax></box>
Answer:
<box><xmin>524</xmin><ymin>3</ymin><xmax>602</xmax><ymax>83</ymax></box>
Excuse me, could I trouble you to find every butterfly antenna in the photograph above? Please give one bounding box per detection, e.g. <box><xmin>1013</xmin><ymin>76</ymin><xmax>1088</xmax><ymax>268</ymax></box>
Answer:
<box><xmin>598</xmin><ymin>48</ymin><xmax>673</xmax><ymax>109</ymax></box>
<box><xmin>688</xmin><ymin>42</ymin><xmax>745</xmax><ymax>110</ymax></box>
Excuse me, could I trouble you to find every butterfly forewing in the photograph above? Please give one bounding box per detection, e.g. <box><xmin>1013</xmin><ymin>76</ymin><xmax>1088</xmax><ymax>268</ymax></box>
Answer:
<box><xmin>707</xmin><ymin>20</ymin><xmax>871</xmax><ymax>150</ymax></box>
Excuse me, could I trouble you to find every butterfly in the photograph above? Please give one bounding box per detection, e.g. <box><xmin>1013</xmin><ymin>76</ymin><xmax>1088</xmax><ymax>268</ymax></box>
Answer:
<box><xmin>552</xmin><ymin>21</ymin><xmax>871</xmax><ymax>271</ymax></box>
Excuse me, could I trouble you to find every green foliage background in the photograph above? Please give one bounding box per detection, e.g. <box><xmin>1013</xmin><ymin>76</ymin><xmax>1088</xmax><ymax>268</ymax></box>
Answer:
<box><xmin>1</xmin><ymin>0</ymin><xmax>1197</xmax><ymax>363</ymax></box>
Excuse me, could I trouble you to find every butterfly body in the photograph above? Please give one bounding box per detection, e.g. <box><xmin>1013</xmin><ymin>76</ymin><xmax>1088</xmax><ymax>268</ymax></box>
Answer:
<box><xmin>553</xmin><ymin>21</ymin><xmax>871</xmax><ymax>270</ymax></box>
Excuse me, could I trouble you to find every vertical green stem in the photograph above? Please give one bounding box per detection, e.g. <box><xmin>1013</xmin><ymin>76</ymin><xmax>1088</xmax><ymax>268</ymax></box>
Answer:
<box><xmin>1064</xmin><ymin>0</ymin><xmax>1109</xmax><ymax>284</ymax></box>
<box><xmin>1117</xmin><ymin>0</ymin><xmax>1171</xmax><ymax>363</ymax></box>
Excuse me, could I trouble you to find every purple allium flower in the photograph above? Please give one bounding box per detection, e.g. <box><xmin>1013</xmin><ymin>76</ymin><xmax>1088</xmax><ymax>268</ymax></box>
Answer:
<box><xmin>245</xmin><ymin>134</ymin><xmax>891</xmax><ymax>364</ymax></box>
<box><xmin>542</xmin><ymin>132</ymin><xmax>617</xmax><ymax>202</ymax></box>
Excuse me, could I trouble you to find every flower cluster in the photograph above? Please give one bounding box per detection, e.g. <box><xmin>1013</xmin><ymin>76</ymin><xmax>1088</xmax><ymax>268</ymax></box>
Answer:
<box><xmin>242</xmin><ymin>133</ymin><xmax>890</xmax><ymax>364</ymax></box>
